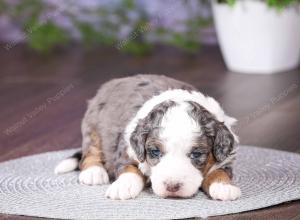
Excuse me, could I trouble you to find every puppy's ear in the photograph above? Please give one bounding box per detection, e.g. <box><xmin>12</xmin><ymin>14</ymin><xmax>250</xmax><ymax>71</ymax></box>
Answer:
<box><xmin>130</xmin><ymin>120</ymin><xmax>148</xmax><ymax>162</ymax></box>
<box><xmin>187</xmin><ymin>101</ymin><xmax>235</xmax><ymax>163</ymax></box>
<box><xmin>213</xmin><ymin>122</ymin><xmax>234</xmax><ymax>162</ymax></box>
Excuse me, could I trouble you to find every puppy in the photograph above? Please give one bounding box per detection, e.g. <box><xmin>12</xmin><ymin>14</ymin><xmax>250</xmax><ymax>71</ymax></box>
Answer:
<box><xmin>55</xmin><ymin>74</ymin><xmax>241</xmax><ymax>201</ymax></box>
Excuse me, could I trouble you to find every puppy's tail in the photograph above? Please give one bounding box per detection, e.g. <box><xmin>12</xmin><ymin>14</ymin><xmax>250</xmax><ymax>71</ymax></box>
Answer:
<box><xmin>54</xmin><ymin>151</ymin><xmax>82</xmax><ymax>174</ymax></box>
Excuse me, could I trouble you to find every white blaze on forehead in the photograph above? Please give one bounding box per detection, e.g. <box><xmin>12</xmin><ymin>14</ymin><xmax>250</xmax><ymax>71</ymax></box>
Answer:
<box><xmin>160</xmin><ymin>102</ymin><xmax>201</xmax><ymax>154</ymax></box>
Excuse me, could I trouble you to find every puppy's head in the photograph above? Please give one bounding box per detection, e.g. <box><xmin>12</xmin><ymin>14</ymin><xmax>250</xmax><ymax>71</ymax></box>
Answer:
<box><xmin>128</xmin><ymin>96</ymin><xmax>237</xmax><ymax>198</ymax></box>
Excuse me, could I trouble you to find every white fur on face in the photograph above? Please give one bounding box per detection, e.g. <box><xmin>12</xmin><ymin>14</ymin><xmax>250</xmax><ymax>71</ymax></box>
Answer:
<box><xmin>150</xmin><ymin>155</ymin><xmax>203</xmax><ymax>198</ymax></box>
<box><xmin>150</xmin><ymin>103</ymin><xmax>203</xmax><ymax>198</ymax></box>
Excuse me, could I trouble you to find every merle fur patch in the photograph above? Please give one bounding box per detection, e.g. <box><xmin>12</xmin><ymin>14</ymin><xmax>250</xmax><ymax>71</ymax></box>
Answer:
<box><xmin>130</xmin><ymin>100</ymin><xmax>176</xmax><ymax>162</ymax></box>
<box><xmin>187</xmin><ymin>101</ymin><xmax>234</xmax><ymax>163</ymax></box>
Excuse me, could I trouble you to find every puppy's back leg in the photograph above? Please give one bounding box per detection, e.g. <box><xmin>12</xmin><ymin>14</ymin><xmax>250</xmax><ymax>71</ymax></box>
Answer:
<box><xmin>79</xmin><ymin>128</ymin><xmax>109</xmax><ymax>185</ymax></box>
<box><xmin>54</xmin><ymin>152</ymin><xmax>81</xmax><ymax>174</ymax></box>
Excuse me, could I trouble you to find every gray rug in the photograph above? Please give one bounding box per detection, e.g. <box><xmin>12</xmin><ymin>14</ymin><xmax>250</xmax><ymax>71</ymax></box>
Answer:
<box><xmin>0</xmin><ymin>146</ymin><xmax>300</xmax><ymax>220</ymax></box>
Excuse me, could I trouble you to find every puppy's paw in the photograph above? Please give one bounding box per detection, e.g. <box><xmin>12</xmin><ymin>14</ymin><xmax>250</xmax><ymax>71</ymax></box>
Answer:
<box><xmin>209</xmin><ymin>182</ymin><xmax>241</xmax><ymax>201</ymax></box>
<box><xmin>105</xmin><ymin>173</ymin><xmax>144</xmax><ymax>200</ymax></box>
<box><xmin>79</xmin><ymin>166</ymin><xmax>109</xmax><ymax>185</ymax></box>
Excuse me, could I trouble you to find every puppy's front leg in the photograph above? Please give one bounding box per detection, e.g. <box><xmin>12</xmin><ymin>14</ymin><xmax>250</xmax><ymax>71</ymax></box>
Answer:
<box><xmin>202</xmin><ymin>169</ymin><xmax>241</xmax><ymax>201</ymax></box>
<box><xmin>79</xmin><ymin>130</ymin><xmax>109</xmax><ymax>185</ymax></box>
<box><xmin>106</xmin><ymin>165</ymin><xmax>145</xmax><ymax>200</ymax></box>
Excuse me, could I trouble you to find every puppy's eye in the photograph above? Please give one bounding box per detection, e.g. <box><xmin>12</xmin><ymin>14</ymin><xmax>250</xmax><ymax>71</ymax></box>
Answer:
<box><xmin>148</xmin><ymin>147</ymin><xmax>161</xmax><ymax>158</ymax></box>
<box><xmin>190</xmin><ymin>151</ymin><xmax>202</xmax><ymax>160</ymax></box>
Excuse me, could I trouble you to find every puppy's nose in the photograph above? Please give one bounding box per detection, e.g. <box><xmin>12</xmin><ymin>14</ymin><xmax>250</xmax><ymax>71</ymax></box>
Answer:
<box><xmin>164</xmin><ymin>182</ymin><xmax>182</xmax><ymax>193</ymax></box>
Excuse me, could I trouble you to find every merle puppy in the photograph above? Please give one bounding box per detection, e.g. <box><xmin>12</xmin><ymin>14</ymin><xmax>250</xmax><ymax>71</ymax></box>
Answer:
<box><xmin>55</xmin><ymin>75</ymin><xmax>241</xmax><ymax>201</ymax></box>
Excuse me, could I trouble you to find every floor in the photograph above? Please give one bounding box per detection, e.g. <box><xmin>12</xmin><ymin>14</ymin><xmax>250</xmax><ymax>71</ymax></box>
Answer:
<box><xmin>0</xmin><ymin>44</ymin><xmax>299</xmax><ymax>220</ymax></box>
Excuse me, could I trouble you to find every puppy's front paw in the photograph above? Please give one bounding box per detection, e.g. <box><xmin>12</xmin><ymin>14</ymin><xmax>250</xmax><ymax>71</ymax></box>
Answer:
<box><xmin>209</xmin><ymin>182</ymin><xmax>241</xmax><ymax>201</ymax></box>
<box><xmin>79</xmin><ymin>166</ymin><xmax>109</xmax><ymax>185</ymax></box>
<box><xmin>105</xmin><ymin>173</ymin><xmax>144</xmax><ymax>200</ymax></box>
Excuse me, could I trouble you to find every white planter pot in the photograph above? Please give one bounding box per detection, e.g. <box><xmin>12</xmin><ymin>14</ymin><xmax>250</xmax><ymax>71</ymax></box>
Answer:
<box><xmin>212</xmin><ymin>0</ymin><xmax>300</xmax><ymax>74</ymax></box>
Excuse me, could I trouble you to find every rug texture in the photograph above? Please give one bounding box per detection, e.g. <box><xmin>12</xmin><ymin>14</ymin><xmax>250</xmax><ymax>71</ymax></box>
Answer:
<box><xmin>0</xmin><ymin>145</ymin><xmax>300</xmax><ymax>220</ymax></box>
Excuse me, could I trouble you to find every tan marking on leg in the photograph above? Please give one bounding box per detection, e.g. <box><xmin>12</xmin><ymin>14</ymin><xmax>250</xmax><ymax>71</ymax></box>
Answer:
<box><xmin>201</xmin><ymin>169</ymin><xmax>231</xmax><ymax>195</ymax></box>
<box><xmin>201</xmin><ymin>153</ymin><xmax>216</xmax><ymax>176</ymax></box>
<box><xmin>80</xmin><ymin>129</ymin><xmax>105</xmax><ymax>170</ymax></box>
<box><xmin>119</xmin><ymin>164</ymin><xmax>146</xmax><ymax>183</ymax></box>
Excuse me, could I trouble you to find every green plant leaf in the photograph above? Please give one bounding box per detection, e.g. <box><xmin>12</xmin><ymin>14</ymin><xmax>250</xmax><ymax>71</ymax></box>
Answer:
<box><xmin>120</xmin><ymin>41</ymin><xmax>152</xmax><ymax>56</ymax></box>
<box><xmin>75</xmin><ymin>22</ymin><xmax>115</xmax><ymax>46</ymax></box>
<box><xmin>168</xmin><ymin>32</ymin><xmax>200</xmax><ymax>53</ymax></box>
<box><xmin>226</xmin><ymin>0</ymin><xmax>236</xmax><ymax>6</ymax></box>
<box><xmin>219</xmin><ymin>0</ymin><xmax>300</xmax><ymax>8</ymax></box>
<box><xmin>27</xmin><ymin>21</ymin><xmax>69</xmax><ymax>53</ymax></box>
<box><xmin>14</xmin><ymin>0</ymin><xmax>42</xmax><ymax>17</ymax></box>
<box><xmin>0</xmin><ymin>0</ymin><xmax>7</xmax><ymax>14</ymax></box>
<box><xmin>121</xmin><ymin>0</ymin><xmax>135</xmax><ymax>9</ymax></box>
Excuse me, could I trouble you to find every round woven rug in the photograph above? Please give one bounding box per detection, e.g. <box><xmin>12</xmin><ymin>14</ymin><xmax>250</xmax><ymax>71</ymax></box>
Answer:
<box><xmin>0</xmin><ymin>145</ymin><xmax>299</xmax><ymax>220</ymax></box>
